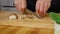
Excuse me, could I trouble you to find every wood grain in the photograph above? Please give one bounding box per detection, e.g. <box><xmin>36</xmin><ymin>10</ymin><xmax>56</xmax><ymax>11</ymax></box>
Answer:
<box><xmin>0</xmin><ymin>25</ymin><xmax>54</xmax><ymax>34</ymax></box>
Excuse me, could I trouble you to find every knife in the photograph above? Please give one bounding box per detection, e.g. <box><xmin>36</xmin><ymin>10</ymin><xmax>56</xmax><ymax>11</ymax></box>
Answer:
<box><xmin>49</xmin><ymin>12</ymin><xmax>60</xmax><ymax>24</ymax></box>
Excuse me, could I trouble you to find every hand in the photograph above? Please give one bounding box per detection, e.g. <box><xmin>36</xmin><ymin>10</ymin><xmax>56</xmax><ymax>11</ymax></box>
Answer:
<box><xmin>14</xmin><ymin>0</ymin><xmax>26</xmax><ymax>13</ymax></box>
<box><xmin>36</xmin><ymin>0</ymin><xmax>51</xmax><ymax>16</ymax></box>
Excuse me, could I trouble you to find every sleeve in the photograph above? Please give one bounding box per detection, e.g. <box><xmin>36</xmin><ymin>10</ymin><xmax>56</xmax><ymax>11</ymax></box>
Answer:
<box><xmin>48</xmin><ymin>0</ymin><xmax>60</xmax><ymax>13</ymax></box>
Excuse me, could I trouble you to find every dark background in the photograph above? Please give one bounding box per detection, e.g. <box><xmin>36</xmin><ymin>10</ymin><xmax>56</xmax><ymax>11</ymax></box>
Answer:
<box><xmin>27</xmin><ymin>0</ymin><xmax>60</xmax><ymax>13</ymax></box>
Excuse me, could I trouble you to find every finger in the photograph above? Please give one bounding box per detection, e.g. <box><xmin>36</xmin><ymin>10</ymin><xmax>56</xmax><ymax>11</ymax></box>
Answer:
<box><xmin>47</xmin><ymin>2</ymin><xmax>51</xmax><ymax>10</ymax></box>
<box><xmin>39</xmin><ymin>1</ymin><xmax>44</xmax><ymax>12</ymax></box>
<box><xmin>44</xmin><ymin>2</ymin><xmax>51</xmax><ymax>13</ymax></box>
<box><xmin>15</xmin><ymin>3</ymin><xmax>22</xmax><ymax>12</ymax></box>
<box><xmin>39</xmin><ymin>1</ymin><xmax>44</xmax><ymax>16</ymax></box>
<box><xmin>21</xmin><ymin>0</ymin><xmax>26</xmax><ymax>12</ymax></box>
<box><xmin>14</xmin><ymin>0</ymin><xmax>22</xmax><ymax>12</ymax></box>
<box><xmin>44</xmin><ymin>2</ymin><xmax>47</xmax><ymax>14</ymax></box>
<box><xmin>18</xmin><ymin>5</ymin><xmax>22</xmax><ymax>11</ymax></box>
<box><xmin>36</xmin><ymin>1</ymin><xmax>40</xmax><ymax>16</ymax></box>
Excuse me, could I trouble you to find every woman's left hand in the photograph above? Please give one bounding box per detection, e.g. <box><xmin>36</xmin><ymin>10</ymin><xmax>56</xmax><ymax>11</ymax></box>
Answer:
<box><xmin>36</xmin><ymin>0</ymin><xmax>52</xmax><ymax>16</ymax></box>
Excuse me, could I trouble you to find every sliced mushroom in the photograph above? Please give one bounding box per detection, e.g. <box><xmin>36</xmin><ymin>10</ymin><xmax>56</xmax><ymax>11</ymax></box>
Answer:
<box><xmin>8</xmin><ymin>13</ymin><xmax>18</xmax><ymax>19</ymax></box>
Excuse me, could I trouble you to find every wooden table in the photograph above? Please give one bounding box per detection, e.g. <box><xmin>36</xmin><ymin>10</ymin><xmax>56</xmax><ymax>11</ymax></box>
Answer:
<box><xmin>0</xmin><ymin>10</ymin><xmax>55</xmax><ymax>34</ymax></box>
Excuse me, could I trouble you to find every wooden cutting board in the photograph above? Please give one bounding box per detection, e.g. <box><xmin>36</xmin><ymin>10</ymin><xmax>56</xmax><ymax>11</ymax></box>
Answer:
<box><xmin>0</xmin><ymin>9</ymin><xmax>55</xmax><ymax>29</ymax></box>
<box><xmin>0</xmin><ymin>9</ymin><xmax>55</xmax><ymax>34</ymax></box>
<box><xmin>0</xmin><ymin>25</ymin><xmax>54</xmax><ymax>34</ymax></box>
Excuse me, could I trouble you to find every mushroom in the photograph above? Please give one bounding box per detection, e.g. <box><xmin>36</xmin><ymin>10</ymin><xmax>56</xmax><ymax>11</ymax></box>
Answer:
<box><xmin>19</xmin><ymin>15</ymin><xmax>27</xmax><ymax>20</ymax></box>
<box><xmin>9</xmin><ymin>13</ymin><xmax>18</xmax><ymax>20</ymax></box>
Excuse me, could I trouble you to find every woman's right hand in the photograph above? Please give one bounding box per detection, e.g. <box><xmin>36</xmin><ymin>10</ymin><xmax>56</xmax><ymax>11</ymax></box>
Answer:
<box><xmin>14</xmin><ymin>0</ymin><xmax>27</xmax><ymax>13</ymax></box>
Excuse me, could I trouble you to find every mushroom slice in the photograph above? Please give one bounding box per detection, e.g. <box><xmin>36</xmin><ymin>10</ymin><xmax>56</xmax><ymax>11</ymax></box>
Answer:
<box><xmin>9</xmin><ymin>13</ymin><xmax>18</xmax><ymax>20</ymax></box>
